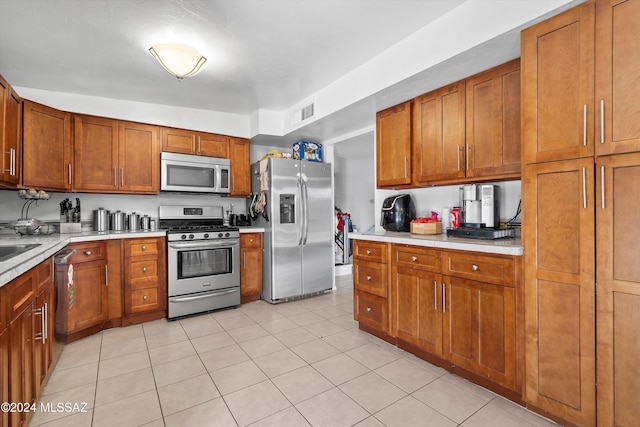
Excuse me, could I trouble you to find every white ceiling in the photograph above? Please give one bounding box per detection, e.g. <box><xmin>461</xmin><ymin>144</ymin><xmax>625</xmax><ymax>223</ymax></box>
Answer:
<box><xmin>0</xmin><ymin>0</ymin><xmax>584</xmax><ymax>145</ymax></box>
<box><xmin>0</xmin><ymin>0</ymin><xmax>465</xmax><ymax>114</ymax></box>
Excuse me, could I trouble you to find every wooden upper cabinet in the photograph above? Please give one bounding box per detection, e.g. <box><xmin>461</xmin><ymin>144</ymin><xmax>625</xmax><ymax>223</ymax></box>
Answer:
<box><xmin>73</xmin><ymin>115</ymin><xmax>119</xmax><ymax>192</ymax></box>
<box><xmin>521</xmin><ymin>2</ymin><xmax>595</xmax><ymax>164</ymax></box>
<box><xmin>229</xmin><ymin>137</ymin><xmax>250</xmax><ymax>197</ymax></box>
<box><xmin>595</xmin><ymin>0</ymin><xmax>640</xmax><ymax>155</ymax></box>
<box><xmin>412</xmin><ymin>82</ymin><xmax>466</xmax><ymax>184</ymax></box>
<box><xmin>522</xmin><ymin>158</ymin><xmax>596</xmax><ymax>427</ymax></box>
<box><xmin>162</xmin><ymin>127</ymin><xmax>229</xmax><ymax>157</ymax></box>
<box><xmin>22</xmin><ymin>100</ymin><xmax>72</xmax><ymax>191</ymax></box>
<box><xmin>119</xmin><ymin>121</ymin><xmax>160</xmax><ymax>193</ymax></box>
<box><xmin>465</xmin><ymin>59</ymin><xmax>521</xmax><ymax>179</ymax></box>
<box><xmin>595</xmin><ymin>152</ymin><xmax>640</xmax><ymax>427</ymax></box>
<box><xmin>376</xmin><ymin>101</ymin><xmax>412</xmax><ymax>188</ymax></box>
<box><xmin>0</xmin><ymin>75</ymin><xmax>22</xmax><ymax>186</ymax></box>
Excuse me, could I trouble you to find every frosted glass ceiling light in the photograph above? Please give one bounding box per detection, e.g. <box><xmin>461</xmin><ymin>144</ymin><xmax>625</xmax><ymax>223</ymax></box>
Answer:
<box><xmin>149</xmin><ymin>43</ymin><xmax>207</xmax><ymax>80</ymax></box>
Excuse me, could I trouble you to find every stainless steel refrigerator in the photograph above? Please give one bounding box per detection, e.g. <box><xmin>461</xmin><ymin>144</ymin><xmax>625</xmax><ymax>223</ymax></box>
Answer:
<box><xmin>250</xmin><ymin>157</ymin><xmax>334</xmax><ymax>303</ymax></box>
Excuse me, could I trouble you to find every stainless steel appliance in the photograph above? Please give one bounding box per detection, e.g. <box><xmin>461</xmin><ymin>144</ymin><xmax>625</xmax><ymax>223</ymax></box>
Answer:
<box><xmin>380</xmin><ymin>194</ymin><xmax>416</xmax><ymax>232</ymax></box>
<box><xmin>459</xmin><ymin>184</ymin><xmax>500</xmax><ymax>228</ymax></box>
<box><xmin>161</xmin><ymin>152</ymin><xmax>231</xmax><ymax>194</ymax></box>
<box><xmin>250</xmin><ymin>158</ymin><xmax>334</xmax><ymax>303</ymax></box>
<box><xmin>160</xmin><ymin>205</ymin><xmax>240</xmax><ymax>319</ymax></box>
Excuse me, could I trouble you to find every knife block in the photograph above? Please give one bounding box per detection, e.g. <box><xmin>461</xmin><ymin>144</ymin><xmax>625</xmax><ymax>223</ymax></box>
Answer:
<box><xmin>59</xmin><ymin>222</ymin><xmax>82</xmax><ymax>234</ymax></box>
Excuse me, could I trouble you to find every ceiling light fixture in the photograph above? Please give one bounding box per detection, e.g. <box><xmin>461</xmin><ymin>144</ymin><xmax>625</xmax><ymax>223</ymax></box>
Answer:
<box><xmin>148</xmin><ymin>43</ymin><xmax>207</xmax><ymax>80</ymax></box>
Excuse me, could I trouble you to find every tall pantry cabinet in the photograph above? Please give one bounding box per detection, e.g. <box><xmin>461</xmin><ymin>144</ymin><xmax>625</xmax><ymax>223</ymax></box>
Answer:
<box><xmin>522</xmin><ymin>0</ymin><xmax>640</xmax><ymax>426</ymax></box>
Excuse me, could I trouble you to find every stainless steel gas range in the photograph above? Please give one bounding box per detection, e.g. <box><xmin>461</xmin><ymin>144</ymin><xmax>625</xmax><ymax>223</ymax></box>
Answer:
<box><xmin>159</xmin><ymin>205</ymin><xmax>240</xmax><ymax>319</ymax></box>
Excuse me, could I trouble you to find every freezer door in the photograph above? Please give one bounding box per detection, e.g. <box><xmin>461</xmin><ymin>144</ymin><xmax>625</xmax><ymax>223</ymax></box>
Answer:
<box><xmin>268</xmin><ymin>158</ymin><xmax>303</xmax><ymax>301</ymax></box>
<box><xmin>300</xmin><ymin>161</ymin><xmax>334</xmax><ymax>294</ymax></box>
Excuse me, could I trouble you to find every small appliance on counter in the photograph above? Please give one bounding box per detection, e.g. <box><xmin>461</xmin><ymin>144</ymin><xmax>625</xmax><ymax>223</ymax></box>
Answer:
<box><xmin>446</xmin><ymin>184</ymin><xmax>515</xmax><ymax>240</ymax></box>
<box><xmin>381</xmin><ymin>194</ymin><xmax>416</xmax><ymax>232</ymax></box>
<box><xmin>229</xmin><ymin>214</ymin><xmax>251</xmax><ymax>226</ymax></box>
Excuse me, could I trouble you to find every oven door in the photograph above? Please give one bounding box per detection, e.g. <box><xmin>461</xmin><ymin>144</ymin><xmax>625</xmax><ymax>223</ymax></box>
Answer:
<box><xmin>168</xmin><ymin>239</ymin><xmax>239</xmax><ymax>296</ymax></box>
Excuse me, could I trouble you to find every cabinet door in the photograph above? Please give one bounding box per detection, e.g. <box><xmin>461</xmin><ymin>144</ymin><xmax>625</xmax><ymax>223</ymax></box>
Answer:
<box><xmin>9</xmin><ymin>303</ymin><xmax>34</xmax><ymax>427</ymax></box>
<box><xmin>33</xmin><ymin>286</ymin><xmax>53</xmax><ymax>398</ymax></box>
<box><xmin>1</xmin><ymin>76</ymin><xmax>21</xmax><ymax>186</ymax></box>
<box><xmin>522</xmin><ymin>158</ymin><xmax>595</xmax><ymax>426</ymax></box>
<box><xmin>596</xmin><ymin>152</ymin><xmax>640</xmax><ymax>427</ymax></box>
<box><xmin>354</xmin><ymin>290</ymin><xmax>388</xmax><ymax>333</ymax></box>
<box><xmin>442</xmin><ymin>275</ymin><xmax>516</xmax><ymax>390</ymax></box>
<box><xmin>22</xmin><ymin>100</ymin><xmax>72</xmax><ymax>191</ymax></box>
<box><xmin>67</xmin><ymin>260</ymin><xmax>108</xmax><ymax>332</ymax></box>
<box><xmin>412</xmin><ymin>82</ymin><xmax>465</xmax><ymax>184</ymax></box>
<box><xmin>240</xmin><ymin>233</ymin><xmax>262</xmax><ymax>303</ymax></box>
<box><xmin>0</xmin><ymin>325</ymin><xmax>8</xmax><ymax>427</ymax></box>
<box><xmin>391</xmin><ymin>266</ymin><xmax>442</xmax><ymax>356</ymax></box>
<box><xmin>73</xmin><ymin>115</ymin><xmax>119</xmax><ymax>192</ymax></box>
<box><xmin>521</xmin><ymin>2</ymin><xmax>595</xmax><ymax>164</ymax></box>
<box><xmin>118</xmin><ymin>121</ymin><xmax>160</xmax><ymax>193</ymax></box>
<box><xmin>161</xmin><ymin>127</ymin><xmax>196</xmax><ymax>154</ymax></box>
<box><xmin>376</xmin><ymin>101</ymin><xmax>411</xmax><ymax>187</ymax></box>
<box><xmin>199</xmin><ymin>132</ymin><xmax>229</xmax><ymax>158</ymax></box>
<box><xmin>465</xmin><ymin>59</ymin><xmax>521</xmax><ymax>179</ymax></box>
<box><xmin>595</xmin><ymin>0</ymin><xmax>640</xmax><ymax>155</ymax></box>
<box><xmin>229</xmin><ymin>137</ymin><xmax>250</xmax><ymax>197</ymax></box>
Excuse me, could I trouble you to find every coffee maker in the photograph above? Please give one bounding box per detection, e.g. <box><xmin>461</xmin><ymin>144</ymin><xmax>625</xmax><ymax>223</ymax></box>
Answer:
<box><xmin>459</xmin><ymin>184</ymin><xmax>500</xmax><ymax>228</ymax></box>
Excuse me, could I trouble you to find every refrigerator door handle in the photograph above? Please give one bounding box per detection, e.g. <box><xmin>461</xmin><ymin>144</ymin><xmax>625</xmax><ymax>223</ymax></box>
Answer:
<box><xmin>297</xmin><ymin>175</ymin><xmax>304</xmax><ymax>246</ymax></box>
<box><xmin>302</xmin><ymin>178</ymin><xmax>310</xmax><ymax>245</ymax></box>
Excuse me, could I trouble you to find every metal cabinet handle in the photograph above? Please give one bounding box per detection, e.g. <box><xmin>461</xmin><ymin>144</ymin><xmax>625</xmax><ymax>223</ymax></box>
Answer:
<box><xmin>582</xmin><ymin>167</ymin><xmax>587</xmax><ymax>209</ymax></box>
<box><xmin>85</xmin><ymin>250</ymin><xmax>92</xmax><ymax>256</ymax></box>
<box><xmin>243</xmin><ymin>252</ymin><xmax>247</xmax><ymax>268</ymax></box>
<box><xmin>43</xmin><ymin>303</ymin><xmax>48</xmax><ymax>342</ymax></box>
<box><xmin>365</xmin><ymin>250</ymin><xmax>371</xmax><ymax>255</ymax></box>
<box><xmin>600</xmin><ymin>100</ymin><xmax>605</xmax><ymax>144</ymax></box>
<box><xmin>34</xmin><ymin>306</ymin><xmax>45</xmax><ymax>342</ymax></box>
<box><xmin>197</xmin><ymin>136</ymin><xmax>201</xmax><ymax>153</ymax></box>
<box><xmin>471</xmin><ymin>264</ymin><xmax>479</xmax><ymax>271</ymax></box>
<box><xmin>114</xmin><ymin>167</ymin><xmax>117</xmax><ymax>186</ymax></box>
<box><xmin>120</xmin><ymin>168</ymin><xmax>124</xmax><ymax>186</ymax></box>
<box><xmin>143</xmin><ymin>267</ymin><xmax>147</xmax><ymax>272</ymax></box>
<box><xmin>466</xmin><ymin>145</ymin><xmax>470</xmax><ymax>170</ymax></box>
<box><xmin>434</xmin><ymin>280</ymin><xmax>438</xmax><ymax>310</ymax></box>
<box><xmin>411</xmin><ymin>256</ymin><xmax>417</xmax><ymax>262</ymax></box>
<box><xmin>442</xmin><ymin>283</ymin><xmax>446</xmax><ymax>312</ymax></box>
<box><xmin>249</xmin><ymin>239</ymin><xmax>254</xmax><ymax>243</ymax></box>
<box><xmin>457</xmin><ymin>145</ymin><xmax>461</xmax><ymax>171</ymax></box>
<box><xmin>601</xmin><ymin>166</ymin><xmax>605</xmax><ymax>209</ymax></box>
<box><xmin>583</xmin><ymin>104</ymin><xmax>587</xmax><ymax>147</ymax></box>
<box><xmin>366</xmin><ymin>275</ymin><xmax>372</xmax><ymax>281</ymax></box>
<box><xmin>366</xmin><ymin>307</ymin><xmax>372</xmax><ymax>312</ymax></box>
<box><xmin>68</xmin><ymin>163</ymin><xmax>72</xmax><ymax>185</ymax></box>
<box><xmin>143</xmin><ymin>295</ymin><xmax>147</xmax><ymax>301</ymax></box>
<box><xmin>142</xmin><ymin>245</ymin><xmax>147</xmax><ymax>251</ymax></box>
<box><xmin>105</xmin><ymin>265</ymin><xmax>108</xmax><ymax>286</ymax></box>
<box><xmin>232</xmin><ymin>175</ymin><xmax>235</xmax><ymax>191</ymax></box>
<box><xmin>404</xmin><ymin>156</ymin><xmax>407</xmax><ymax>178</ymax></box>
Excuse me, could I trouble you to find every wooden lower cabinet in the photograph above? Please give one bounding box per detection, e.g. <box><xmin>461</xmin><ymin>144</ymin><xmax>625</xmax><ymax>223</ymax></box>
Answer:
<box><xmin>353</xmin><ymin>240</ymin><xmax>390</xmax><ymax>338</ymax></box>
<box><xmin>0</xmin><ymin>323</ymin><xmax>8</xmax><ymax>427</ymax></box>
<box><xmin>240</xmin><ymin>233</ymin><xmax>263</xmax><ymax>303</ymax></box>
<box><xmin>122</xmin><ymin>238</ymin><xmax>166</xmax><ymax>325</ymax></box>
<box><xmin>354</xmin><ymin>290</ymin><xmax>388</xmax><ymax>333</ymax></box>
<box><xmin>33</xmin><ymin>259</ymin><xmax>54</xmax><ymax>399</ymax></box>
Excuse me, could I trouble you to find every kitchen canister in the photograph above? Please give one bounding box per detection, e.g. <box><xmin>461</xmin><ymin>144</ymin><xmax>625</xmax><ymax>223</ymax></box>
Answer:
<box><xmin>128</xmin><ymin>212</ymin><xmax>140</xmax><ymax>231</ymax></box>
<box><xmin>110</xmin><ymin>211</ymin><xmax>126</xmax><ymax>231</ymax></box>
<box><xmin>140</xmin><ymin>215</ymin><xmax>151</xmax><ymax>231</ymax></box>
<box><xmin>93</xmin><ymin>207</ymin><xmax>109</xmax><ymax>232</ymax></box>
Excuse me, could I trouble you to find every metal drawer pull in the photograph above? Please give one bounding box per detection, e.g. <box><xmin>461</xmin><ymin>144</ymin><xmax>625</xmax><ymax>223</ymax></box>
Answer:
<box><xmin>601</xmin><ymin>166</ymin><xmax>605</xmax><ymax>209</ymax></box>
<box><xmin>142</xmin><ymin>245</ymin><xmax>147</xmax><ymax>251</ymax></box>
<box><xmin>582</xmin><ymin>167</ymin><xmax>587</xmax><ymax>209</ymax></box>
<box><xmin>143</xmin><ymin>295</ymin><xmax>147</xmax><ymax>301</ymax></box>
<box><xmin>471</xmin><ymin>264</ymin><xmax>479</xmax><ymax>271</ymax></box>
<box><xmin>143</xmin><ymin>267</ymin><xmax>147</xmax><ymax>272</ymax></box>
<box><xmin>442</xmin><ymin>283</ymin><xmax>446</xmax><ymax>312</ymax></box>
<box><xmin>366</xmin><ymin>307</ymin><xmax>372</xmax><ymax>312</ymax></box>
<box><xmin>85</xmin><ymin>251</ymin><xmax>92</xmax><ymax>256</ymax></box>
<box><xmin>600</xmin><ymin>99</ymin><xmax>605</xmax><ymax>144</ymax></box>
<box><xmin>366</xmin><ymin>275</ymin><xmax>372</xmax><ymax>281</ymax></box>
<box><xmin>583</xmin><ymin>104</ymin><xmax>587</xmax><ymax>147</ymax></box>
<box><xmin>365</xmin><ymin>250</ymin><xmax>371</xmax><ymax>255</ymax></box>
<box><xmin>411</xmin><ymin>256</ymin><xmax>417</xmax><ymax>262</ymax></box>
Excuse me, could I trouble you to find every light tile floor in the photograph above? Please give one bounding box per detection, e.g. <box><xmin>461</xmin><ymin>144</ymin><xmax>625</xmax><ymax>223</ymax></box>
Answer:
<box><xmin>30</xmin><ymin>275</ymin><xmax>559</xmax><ymax>427</ymax></box>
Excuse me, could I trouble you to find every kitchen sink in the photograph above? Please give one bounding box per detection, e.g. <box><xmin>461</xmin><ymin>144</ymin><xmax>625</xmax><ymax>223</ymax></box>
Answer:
<box><xmin>0</xmin><ymin>244</ymin><xmax>41</xmax><ymax>262</ymax></box>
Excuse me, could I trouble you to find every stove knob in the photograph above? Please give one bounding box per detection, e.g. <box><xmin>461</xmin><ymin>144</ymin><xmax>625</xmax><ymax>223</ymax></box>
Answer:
<box><xmin>218</xmin><ymin>233</ymin><xmax>223</xmax><ymax>238</ymax></box>
<box><xmin>204</xmin><ymin>233</ymin><xmax>209</xmax><ymax>239</ymax></box>
<box><xmin>181</xmin><ymin>234</ymin><xmax>187</xmax><ymax>240</ymax></box>
<box><xmin>189</xmin><ymin>234</ymin><xmax>194</xmax><ymax>240</ymax></box>
<box><xmin>225</xmin><ymin>232</ymin><xmax>230</xmax><ymax>237</ymax></box>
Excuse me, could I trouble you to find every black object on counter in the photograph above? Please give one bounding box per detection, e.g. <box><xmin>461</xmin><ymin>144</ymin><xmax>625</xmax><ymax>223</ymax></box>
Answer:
<box><xmin>380</xmin><ymin>194</ymin><xmax>416</xmax><ymax>232</ymax></box>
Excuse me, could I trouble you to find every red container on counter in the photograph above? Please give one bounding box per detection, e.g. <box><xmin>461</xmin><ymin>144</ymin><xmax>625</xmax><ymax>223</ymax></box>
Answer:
<box><xmin>450</xmin><ymin>207</ymin><xmax>461</xmax><ymax>228</ymax></box>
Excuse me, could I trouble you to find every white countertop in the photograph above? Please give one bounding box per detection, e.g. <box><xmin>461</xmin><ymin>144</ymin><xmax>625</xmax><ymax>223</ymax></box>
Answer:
<box><xmin>0</xmin><ymin>230</ymin><xmax>167</xmax><ymax>288</ymax></box>
<box><xmin>350</xmin><ymin>231</ymin><xmax>523</xmax><ymax>256</ymax></box>
<box><xmin>238</xmin><ymin>226</ymin><xmax>265</xmax><ymax>233</ymax></box>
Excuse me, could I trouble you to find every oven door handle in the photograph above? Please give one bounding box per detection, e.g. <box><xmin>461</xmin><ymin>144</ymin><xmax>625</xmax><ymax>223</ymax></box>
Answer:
<box><xmin>169</xmin><ymin>288</ymin><xmax>239</xmax><ymax>303</ymax></box>
<box><xmin>169</xmin><ymin>239</ymin><xmax>239</xmax><ymax>250</ymax></box>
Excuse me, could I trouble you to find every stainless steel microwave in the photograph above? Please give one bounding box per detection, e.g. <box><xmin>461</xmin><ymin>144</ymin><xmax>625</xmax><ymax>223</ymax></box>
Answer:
<box><xmin>161</xmin><ymin>152</ymin><xmax>231</xmax><ymax>194</ymax></box>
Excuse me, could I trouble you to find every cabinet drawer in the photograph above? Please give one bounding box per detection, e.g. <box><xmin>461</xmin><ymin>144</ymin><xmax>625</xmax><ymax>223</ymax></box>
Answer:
<box><xmin>35</xmin><ymin>258</ymin><xmax>53</xmax><ymax>290</ymax></box>
<box><xmin>125</xmin><ymin>239</ymin><xmax>160</xmax><ymax>257</ymax></box>
<box><xmin>67</xmin><ymin>242</ymin><xmax>106</xmax><ymax>263</ymax></box>
<box><xmin>129</xmin><ymin>287</ymin><xmax>159</xmax><ymax>313</ymax></box>
<box><xmin>240</xmin><ymin>233</ymin><xmax>262</xmax><ymax>248</ymax></box>
<box><xmin>353</xmin><ymin>240</ymin><xmax>388</xmax><ymax>263</ymax></box>
<box><xmin>391</xmin><ymin>245</ymin><xmax>441</xmax><ymax>272</ymax></box>
<box><xmin>442</xmin><ymin>252</ymin><xmax>515</xmax><ymax>286</ymax></box>
<box><xmin>7</xmin><ymin>272</ymin><xmax>34</xmax><ymax>319</ymax></box>
<box><xmin>128</xmin><ymin>259</ymin><xmax>159</xmax><ymax>282</ymax></box>
<box><xmin>354</xmin><ymin>260</ymin><xmax>387</xmax><ymax>297</ymax></box>
<box><xmin>355</xmin><ymin>290</ymin><xmax>388</xmax><ymax>332</ymax></box>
